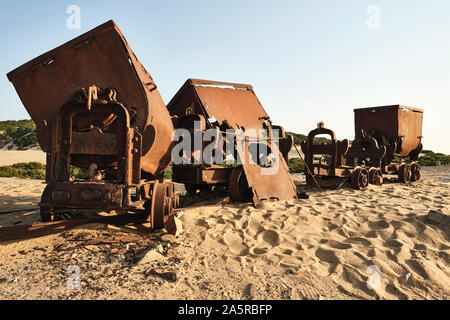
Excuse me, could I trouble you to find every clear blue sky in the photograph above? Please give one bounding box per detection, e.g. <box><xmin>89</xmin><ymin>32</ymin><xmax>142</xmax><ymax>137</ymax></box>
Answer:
<box><xmin>1</xmin><ymin>0</ymin><xmax>449</xmax><ymax>153</ymax></box>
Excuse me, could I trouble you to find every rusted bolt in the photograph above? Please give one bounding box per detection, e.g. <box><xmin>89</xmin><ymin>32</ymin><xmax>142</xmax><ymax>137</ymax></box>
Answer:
<box><xmin>133</xmin><ymin>148</ymin><xmax>139</xmax><ymax>154</ymax></box>
<box><xmin>133</xmin><ymin>137</ymin><xmax>139</xmax><ymax>143</ymax></box>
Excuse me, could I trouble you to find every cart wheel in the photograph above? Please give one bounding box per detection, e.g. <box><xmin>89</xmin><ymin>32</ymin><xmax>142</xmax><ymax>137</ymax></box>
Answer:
<box><xmin>368</xmin><ymin>167</ymin><xmax>383</xmax><ymax>186</ymax></box>
<box><xmin>411</xmin><ymin>163</ymin><xmax>421</xmax><ymax>182</ymax></box>
<box><xmin>39</xmin><ymin>186</ymin><xmax>54</xmax><ymax>222</ymax></box>
<box><xmin>229</xmin><ymin>166</ymin><xmax>253</xmax><ymax>202</ymax></box>
<box><xmin>149</xmin><ymin>181</ymin><xmax>179</xmax><ymax>229</ymax></box>
<box><xmin>351</xmin><ymin>167</ymin><xmax>369</xmax><ymax>190</ymax></box>
<box><xmin>398</xmin><ymin>164</ymin><xmax>412</xmax><ymax>183</ymax></box>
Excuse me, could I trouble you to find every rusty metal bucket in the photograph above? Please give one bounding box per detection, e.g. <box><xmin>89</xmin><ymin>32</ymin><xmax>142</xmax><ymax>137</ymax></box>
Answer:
<box><xmin>167</xmin><ymin>79</ymin><xmax>297</xmax><ymax>205</ymax></box>
<box><xmin>7</xmin><ymin>20</ymin><xmax>173</xmax><ymax>176</ymax></box>
<box><xmin>354</xmin><ymin>105</ymin><xmax>423</xmax><ymax>159</ymax></box>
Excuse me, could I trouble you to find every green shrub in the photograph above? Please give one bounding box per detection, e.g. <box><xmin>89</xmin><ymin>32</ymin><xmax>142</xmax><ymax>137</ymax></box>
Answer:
<box><xmin>0</xmin><ymin>162</ymin><xmax>45</xmax><ymax>179</ymax></box>
<box><xmin>288</xmin><ymin>158</ymin><xmax>305</xmax><ymax>173</ymax></box>
<box><xmin>286</xmin><ymin>132</ymin><xmax>331</xmax><ymax>146</ymax></box>
<box><xmin>164</xmin><ymin>165</ymin><xmax>173</xmax><ymax>179</ymax></box>
<box><xmin>0</xmin><ymin>120</ymin><xmax>37</xmax><ymax>149</ymax></box>
<box><xmin>419</xmin><ymin>152</ymin><xmax>450</xmax><ymax>166</ymax></box>
<box><xmin>69</xmin><ymin>166</ymin><xmax>87</xmax><ymax>180</ymax></box>
<box><xmin>15</xmin><ymin>132</ymin><xmax>38</xmax><ymax>150</ymax></box>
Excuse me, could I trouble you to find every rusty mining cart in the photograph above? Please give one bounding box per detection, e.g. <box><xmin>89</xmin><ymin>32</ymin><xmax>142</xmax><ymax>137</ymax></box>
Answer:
<box><xmin>166</xmin><ymin>79</ymin><xmax>298</xmax><ymax>206</ymax></box>
<box><xmin>7</xmin><ymin>20</ymin><xmax>179</xmax><ymax>228</ymax></box>
<box><xmin>301</xmin><ymin>105</ymin><xmax>424</xmax><ymax>190</ymax></box>
<box><xmin>353</xmin><ymin>105</ymin><xmax>423</xmax><ymax>183</ymax></box>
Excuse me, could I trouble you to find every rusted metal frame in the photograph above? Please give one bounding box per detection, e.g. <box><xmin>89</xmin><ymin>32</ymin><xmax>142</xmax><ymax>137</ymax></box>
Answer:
<box><xmin>130</xmin><ymin>128</ymin><xmax>143</xmax><ymax>185</ymax></box>
<box><xmin>189</xmin><ymin>78</ymin><xmax>253</xmax><ymax>91</ymax></box>
<box><xmin>293</xmin><ymin>143</ymin><xmax>322</xmax><ymax>192</ymax></box>
<box><xmin>48</xmin><ymin>99</ymin><xmax>148</xmax><ymax>213</ymax></box>
<box><xmin>243</xmin><ymin>136</ymin><xmax>261</xmax><ymax>206</ymax></box>
<box><xmin>174</xmin><ymin>113</ymin><xmax>231</xmax><ymax>185</ymax></box>
<box><xmin>50</xmin><ymin>182</ymin><xmax>124</xmax><ymax>209</ymax></box>
<box><xmin>301</xmin><ymin>125</ymin><xmax>340</xmax><ymax>177</ymax></box>
<box><xmin>0</xmin><ymin>214</ymin><xmax>148</xmax><ymax>242</ymax></box>
<box><xmin>58</xmin><ymin>101</ymin><xmax>129</xmax><ymax>182</ymax></box>
<box><xmin>171</xmin><ymin>166</ymin><xmax>199</xmax><ymax>184</ymax></box>
<box><xmin>272</xmin><ymin>125</ymin><xmax>293</xmax><ymax>163</ymax></box>
<box><xmin>200</xmin><ymin>166</ymin><xmax>232</xmax><ymax>184</ymax></box>
<box><xmin>239</xmin><ymin>135</ymin><xmax>297</xmax><ymax>205</ymax></box>
<box><xmin>345</xmin><ymin>136</ymin><xmax>386</xmax><ymax>168</ymax></box>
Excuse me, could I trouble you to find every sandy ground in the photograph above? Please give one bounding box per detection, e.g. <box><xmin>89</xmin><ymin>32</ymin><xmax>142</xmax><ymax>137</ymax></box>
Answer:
<box><xmin>0</xmin><ymin>150</ymin><xmax>46</xmax><ymax>166</ymax></box>
<box><xmin>0</xmin><ymin>166</ymin><xmax>449</xmax><ymax>300</ymax></box>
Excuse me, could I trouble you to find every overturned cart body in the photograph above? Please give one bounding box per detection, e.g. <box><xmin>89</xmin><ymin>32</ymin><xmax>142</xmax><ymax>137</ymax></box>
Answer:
<box><xmin>167</xmin><ymin>79</ymin><xmax>297</xmax><ymax>206</ymax></box>
<box><xmin>7</xmin><ymin>20</ymin><xmax>178</xmax><ymax>228</ymax></box>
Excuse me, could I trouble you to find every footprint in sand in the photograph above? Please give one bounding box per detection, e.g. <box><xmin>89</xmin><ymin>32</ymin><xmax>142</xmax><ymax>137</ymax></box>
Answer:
<box><xmin>223</xmin><ymin>231</ymin><xmax>249</xmax><ymax>256</ymax></box>
<box><xmin>368</xmin><ymin>220</ymin><xmax>390</xmax><ymax>230</ymax></box>
<box><xmin>251</xmin><ymin>247</ymin><xmax>268</xmax><ymax>255</ymax></box>
<box><xmin>247</xmin><ymin>216</ymin><xmax>264</xmax><ymax>235</ymax></box>
<box><xmin>406</xmin><ymin>259</ymin><xmax>430</xmax><ymax>280</ymax></box>
<box><xmin>262</xmin><ymin>213</ymin><xmax>272</xmax><ymax>220</ymax></box>
<box><xmin>259</xmin><ymin>229</ymin><xmax>281</xmax><ymax>247</ymax></box>
<box><xmin>384</xmin><ymin>239</ymin><xmax>404</xmax><ymax>248</ymax></box>
<box><xmin>315</xmin><ymin>247</ymin><xmax>340</xmax><ymax>264</ymax></box>
<box><xmin>345</xmin><ymin>237</ymin><xmax>372</xmax><ymax>246</ymax></box>
<box><xmin>414</xmin><ymin>243</ymin><xmax>427</xmax><ymax>251</ymax></box>
<box><xmin>320</xmin><ymin>239</ymin><xmax>352</xmax><ymax>250</ymax></box>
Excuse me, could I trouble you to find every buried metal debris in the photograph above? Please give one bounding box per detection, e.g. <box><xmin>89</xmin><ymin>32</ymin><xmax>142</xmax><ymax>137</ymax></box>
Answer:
<box><xmin>146</xmin><ymin>269</ymin><xmax>178</xmax><ymax>282</ymax></box>
<box><xmin>164</xmin><ymin>215</ymin><xmax>183</xmax><ymax>237</ymax></box>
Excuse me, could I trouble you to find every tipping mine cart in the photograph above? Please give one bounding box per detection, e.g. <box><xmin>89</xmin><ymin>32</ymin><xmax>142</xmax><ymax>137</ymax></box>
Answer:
<box><xmin>7</xmin><ymin>20</ymin><xmax>179</xmax><ymax>228</ymax></box>
<box><xmin>353</xmin><ymin>105</ymin><xmax>424</xmax><ymax>182</ymax></box>
<box><xmin>167</xmin><ymin>79</ymin><xmax>297</xmax><ymax>205</ymax></box>
<box><xmin>302</xmin><ymin>105</ymin><xmax>424</xmax><ymax>190</ymax></box>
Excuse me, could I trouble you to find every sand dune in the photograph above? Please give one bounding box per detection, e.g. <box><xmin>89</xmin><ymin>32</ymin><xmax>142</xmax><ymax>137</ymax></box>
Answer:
<box><xmin>0</xmin><ymin>150</ymin><xmax>46</xmax><ymax>166</ymax></box>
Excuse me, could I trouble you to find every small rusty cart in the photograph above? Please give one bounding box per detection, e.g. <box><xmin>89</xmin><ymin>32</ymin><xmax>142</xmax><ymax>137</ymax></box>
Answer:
<box><xmin>353</xmin><ymin>105</ymin><xmax>424</xmax><ymax>183</ymax></box>
<box><xmin>302</xmin><ymin>105</ymin><xmax>424</xmax><ymax>190</ymax></box>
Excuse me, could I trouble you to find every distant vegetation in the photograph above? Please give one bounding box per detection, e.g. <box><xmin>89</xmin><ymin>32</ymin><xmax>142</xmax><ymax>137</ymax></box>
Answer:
<box><xmin>288</xmin><ymin>158</ymin><xmax>305</xmax><ymax>173</ymax></box>
<box><xmin>0</xmin><ymin>162</ymin><xmax>88</xmax><ymax>180</ymax></box>
<box><xmin>287</xmin><ymin>132</ymin><xmax>331</xmax><ymax>145</ymax></box>
<box><xmin>418</xmin><ymin>152</ymin><xmax>450</xmax><ymax>166</ymax></box>
<box><xmin>164</xmin><ymin>165</ymin><xmax>172</xmax><ymax>179</ymax></box>
<box><xmin>0</xmin><ymin>119</ymin><xmax>38</xmax><ymax>150</ymax></box>
<box><xmin>0</xmin><ymin>162</ymin><xmax>45</xmax><ymax>179</ymax></box>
